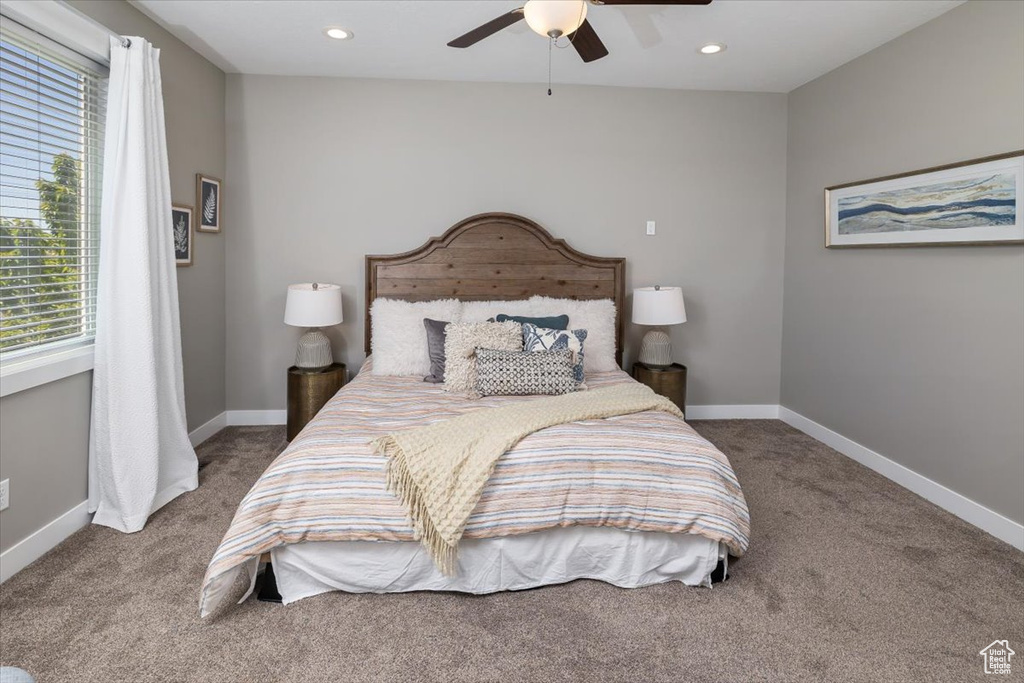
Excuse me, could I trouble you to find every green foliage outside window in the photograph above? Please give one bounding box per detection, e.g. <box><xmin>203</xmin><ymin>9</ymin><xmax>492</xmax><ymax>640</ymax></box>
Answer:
<box><xmin>0</xmin><ymin>153</ymin><xmax>85</xmax><ymax>351</ymax></box>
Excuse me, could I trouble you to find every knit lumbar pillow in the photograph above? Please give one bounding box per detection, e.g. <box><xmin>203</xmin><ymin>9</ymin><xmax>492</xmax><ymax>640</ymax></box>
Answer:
<box><xmin>522</xmin><ymin>323</ymin><xmax>588</xmax><ymax>384</ymax></box>
<box><xmin>443</xmin><ymin>321</ymin><xmax>523</xmax><ymax>394</ymax></box>
<box><xmin>475</xmin><ymin>348</ymin><xmax>580</xmax><ymax>396</ymax></box>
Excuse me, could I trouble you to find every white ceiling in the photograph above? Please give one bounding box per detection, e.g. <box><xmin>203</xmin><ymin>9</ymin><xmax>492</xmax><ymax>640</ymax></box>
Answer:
<box><xmin>130</xmin><ymin>0</ymin><xmax>963</xmax><ymax>93</ymax></box>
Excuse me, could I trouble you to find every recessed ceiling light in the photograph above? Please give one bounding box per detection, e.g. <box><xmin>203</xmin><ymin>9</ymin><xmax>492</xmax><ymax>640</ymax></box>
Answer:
<box><xmin>324</xmin><ymin>27</ymin><xmax>353</xmax><ymax>41</ymax></box>
<box><xmin>699</xmin><ymin>43</ymin><xmax>725</xmax><ymax>55</ymax></box>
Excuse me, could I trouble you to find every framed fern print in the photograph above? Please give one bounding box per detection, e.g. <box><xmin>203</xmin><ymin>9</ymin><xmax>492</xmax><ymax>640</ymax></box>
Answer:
<box><xmin>196</xmin><ymin>173</ymin><xmax>221</xmax><ymax>233</ymax></box>
<box><xmin>172</xmin><ymin>204</ymin><xmax>193</xmax><ymax>266</ymax></box>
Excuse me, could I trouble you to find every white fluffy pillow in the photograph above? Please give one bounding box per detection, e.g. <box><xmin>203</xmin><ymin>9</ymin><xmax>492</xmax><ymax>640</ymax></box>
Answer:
<box><xmin>370</xmin><ymin>298</ymin><xmax>462</xmax><ymax>376</ymax></box>
<box><xmin>536</xmin><ymin>297</ymin><xmax>617</xmax><ymax>373</ymax></box>
<box><xmin>460</xmin><ymin>299</ymin><xmax>540</xmax><ymax>322</ymax></box>
<box><xmin>470</xmin><ymin>296</ymin><xmax>617</xmax><ymax>373</ymax></box>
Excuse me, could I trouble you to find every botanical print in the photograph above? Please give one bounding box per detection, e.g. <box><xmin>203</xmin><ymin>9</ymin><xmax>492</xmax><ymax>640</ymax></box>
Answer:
<box><xmin>172</xmin><ymin>205</ymin><xmax>192</xmax><ymax>266</ymax></box>
<box><xmin>202</xmin><ymin>185</ymin><xmax>216</xmax><ymax>223</ymax></box>
<box><xmin>196</xmin><ymin>174</ymin><xmax>221</xmax><ymax>232</ymax></box>
<box><xmin>826</xmin><ymin>152</ymin><xmax>1023</xmax><ymax>247</ymax></box>
<box><xmin>837</xmin><ymin>174</ymin><xmax>1016</xmax><ymax>234</ymax></box>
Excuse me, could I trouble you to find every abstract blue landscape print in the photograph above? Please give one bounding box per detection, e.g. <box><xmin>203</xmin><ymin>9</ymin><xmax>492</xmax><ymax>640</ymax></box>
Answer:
<box><xmin>837</xmin><ymin>173</ymin><xmax>1016</xmax><ymax>235</ymax></box>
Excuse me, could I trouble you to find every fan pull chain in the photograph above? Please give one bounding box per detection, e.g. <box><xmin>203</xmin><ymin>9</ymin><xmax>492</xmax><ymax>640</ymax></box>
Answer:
<box><xmin>548</xmin><ymin>36</ymin><xmax>553</xmax><ymax>96</ymax></box>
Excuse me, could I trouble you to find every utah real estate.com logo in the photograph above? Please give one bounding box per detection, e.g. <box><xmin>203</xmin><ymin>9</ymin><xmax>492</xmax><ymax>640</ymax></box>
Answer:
<box><xmin>979</xmin><ymin>640</ymin><xmax>1015</xmax><ymax>675</ymax></box>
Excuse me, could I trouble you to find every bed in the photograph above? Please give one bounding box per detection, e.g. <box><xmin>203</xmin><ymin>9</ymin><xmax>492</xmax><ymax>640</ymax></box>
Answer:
<box><xmin>200</xmin><ymin>213</ymin><xmax>750</xmax><ymax>617</ymax></box>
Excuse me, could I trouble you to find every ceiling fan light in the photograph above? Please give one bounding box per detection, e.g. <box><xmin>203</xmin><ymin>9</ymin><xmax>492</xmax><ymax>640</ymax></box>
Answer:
<box><xmin>523</xmin><ymin>0</ymin><xmax>587</xmax><ymax>39</ymax></box>
<box><xmin>324</xmin><ymin>27</ymin><xmax>353</xmax><ymax>41</ymax></box>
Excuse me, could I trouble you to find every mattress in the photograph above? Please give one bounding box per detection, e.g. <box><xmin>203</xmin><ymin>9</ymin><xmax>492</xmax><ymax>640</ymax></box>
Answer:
<box><xmin>201</xmin><ymin>359</ymin><xmax>749</xmax><ymax>616</ymax></box>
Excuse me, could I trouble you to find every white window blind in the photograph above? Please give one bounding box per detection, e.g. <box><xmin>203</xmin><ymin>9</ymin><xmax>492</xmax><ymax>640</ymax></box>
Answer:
<box><xmin>0</xmin><ymin>20</ymin><xmax>106</xmax><ymax>359</ymax></box>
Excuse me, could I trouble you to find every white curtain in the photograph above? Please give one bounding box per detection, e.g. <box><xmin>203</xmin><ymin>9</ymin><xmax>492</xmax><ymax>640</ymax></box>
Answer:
<box><xmin>88</xmin><ymin>36</ymin><xmax>198</xmax><ymax>532</ymax></box>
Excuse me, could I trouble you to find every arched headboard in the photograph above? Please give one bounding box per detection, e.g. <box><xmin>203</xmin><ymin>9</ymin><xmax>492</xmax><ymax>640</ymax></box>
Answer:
<box><xmin>365</xmin><ymin>212</ymin><xmax>626</xmax><ymax>366</ymax></box>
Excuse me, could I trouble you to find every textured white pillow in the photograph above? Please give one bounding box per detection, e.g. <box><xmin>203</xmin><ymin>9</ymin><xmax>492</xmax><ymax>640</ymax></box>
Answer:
<box><xmin>370</xmin><ymin>298</ymin><xmax>462</xmax><ymax>376</ymax></box>
<box><xmin>428</xmin><ymin>296</ymin><xmax>618</xmax><ymax>373</ymax></box>
<box><xmin>460</xmin><ymin>299</ymin><xmax>539</xmax><ymax>322</ymax></box>
<box><xmin>524</xmin><ymin>296</ymin><xmax>617</xmax><ymax>373</ymax></box>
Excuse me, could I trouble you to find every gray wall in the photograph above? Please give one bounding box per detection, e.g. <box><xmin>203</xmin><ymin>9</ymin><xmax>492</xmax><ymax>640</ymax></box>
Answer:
<box><xmin>225</xmin><ymin>77</ymin><xmax>788</xmax><ymax>411</ymax></box>
<box><xmin>781</xmin><ymin>0</ymin><xmax>1024</xmax><ymax>525</ymax></box>
<box><xmin>0</xmin><ymin>373</ymin><xmax>92</xmax><ymax>551</ymax></box>
<box><xmin>0</xmin><ymin>0</ymin><xmax>226</xmax><ymax>552</ymax></box>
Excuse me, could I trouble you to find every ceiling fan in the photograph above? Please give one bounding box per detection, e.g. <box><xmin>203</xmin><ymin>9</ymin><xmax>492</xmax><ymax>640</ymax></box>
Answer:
<box><xmin>447</xmin><ymin>0</ymin><xmax>713</xmax><ymax>63</ymax></box>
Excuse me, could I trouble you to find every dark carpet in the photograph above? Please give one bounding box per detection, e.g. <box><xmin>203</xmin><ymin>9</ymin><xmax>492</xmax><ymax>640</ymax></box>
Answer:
<box><xmin>1</xmin><ymin>421</ymin><xmax>1021</xmax><ymax>682</ymax></box>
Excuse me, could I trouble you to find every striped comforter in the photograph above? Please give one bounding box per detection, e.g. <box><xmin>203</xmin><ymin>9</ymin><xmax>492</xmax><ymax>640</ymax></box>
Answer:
<box><xmin>200</xmin><ymin>360</ymin><xmax>750</xmax><ymax>616</ymax></box>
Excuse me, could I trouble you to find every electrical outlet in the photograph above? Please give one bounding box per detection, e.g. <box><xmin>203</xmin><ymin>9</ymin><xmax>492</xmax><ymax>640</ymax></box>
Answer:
<box><xmin>646</xmin><ymin>220</ymin><xmax>656</xmax><ymax>236</ymax></box>
<box><xmin>0</xmin><ymin>479</ymin><xmax>8</xmax><ymax>512</ymax></box>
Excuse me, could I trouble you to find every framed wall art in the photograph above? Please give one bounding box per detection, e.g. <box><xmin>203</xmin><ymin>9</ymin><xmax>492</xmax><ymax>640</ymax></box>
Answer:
<box><xmin>196</xmin><ymin>173</ymin><xmax>221</xmax><ymax>233</ymax></box>
<box><xmin>172</xmin><ymin>204</ymin><xmax>193</xmax><ymax>266</ymax></box>
<box><xmin>825</xmin><ymin>151</ymin><xmax>1023</xmax><ymax>247</ymax></box>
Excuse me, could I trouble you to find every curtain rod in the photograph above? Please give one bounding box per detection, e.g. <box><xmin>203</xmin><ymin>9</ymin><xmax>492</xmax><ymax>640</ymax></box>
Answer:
<box><xmin>62</xmin><ymin>2</ymin><xmax>131</xmax><ymax>49</ymax></box>
<box><xmin>1</xmin><ymin>0</ymin><xmax>129</xmax><ymax>64</ymax></box>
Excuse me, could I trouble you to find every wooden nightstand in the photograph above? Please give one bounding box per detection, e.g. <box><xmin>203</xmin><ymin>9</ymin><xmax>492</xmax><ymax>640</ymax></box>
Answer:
<box><xmin>287</xmin><ymin>363</ymin><xmax>347</xmax><ymax>441</ymax></box>
<box><xmin>632</xmin><ymin>362</ymin><xmax>687</xmax><ymax>417</ymax></box>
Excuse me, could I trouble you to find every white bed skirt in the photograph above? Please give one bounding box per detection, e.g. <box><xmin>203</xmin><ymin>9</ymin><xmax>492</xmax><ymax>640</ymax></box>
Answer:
<box><xmin>269</xmin><ymin>528</ymin><xmax>725</xmax><ymax>606</ymax></box>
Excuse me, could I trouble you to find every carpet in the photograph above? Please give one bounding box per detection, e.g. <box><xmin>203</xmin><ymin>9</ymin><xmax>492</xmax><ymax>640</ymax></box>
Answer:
<box><xmin>1</xmin><ymin>421</ymin><xmax>1021</xmax><ymax>682</ymax></box>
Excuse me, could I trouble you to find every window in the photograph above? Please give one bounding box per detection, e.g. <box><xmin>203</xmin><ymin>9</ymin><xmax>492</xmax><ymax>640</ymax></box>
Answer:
<box><xmin>0</xmin><ymin>21</ymin><xmax>106</xmax><ymax>363</ymax></box>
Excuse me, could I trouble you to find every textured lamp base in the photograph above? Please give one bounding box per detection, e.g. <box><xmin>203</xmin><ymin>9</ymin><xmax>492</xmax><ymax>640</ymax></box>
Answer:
<box><xmin>295</xmin><ymin>328</ymin><xmax>333</xmax><ymax>370</ymax></box>
<box><xmin>638</xmin><ymin>328</ymin><xmax>672</xmax><ymax>368</ymax></box>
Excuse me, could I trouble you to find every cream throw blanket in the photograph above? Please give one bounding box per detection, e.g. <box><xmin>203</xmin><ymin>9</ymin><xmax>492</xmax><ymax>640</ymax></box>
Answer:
<box><xmin>371</xmin><ymin>383</ymin><xmax>683</xmax><ymax>574</ymax></box>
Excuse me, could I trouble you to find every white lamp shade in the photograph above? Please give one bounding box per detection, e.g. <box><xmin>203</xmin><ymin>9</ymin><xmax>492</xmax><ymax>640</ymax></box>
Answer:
<box><xmin>284</xmin><ymin>283</ymin><xmax>343</xmax><ymax>327</ymax></box>
<box><xmin>632</xmin><ymin>286</ymin><xmax>687</xmax><ymax>326</ymax></box>
<box><xmin>523</xmin><ymin>0</ymin><xmax>587</xmax><ymax>38</ymax></box>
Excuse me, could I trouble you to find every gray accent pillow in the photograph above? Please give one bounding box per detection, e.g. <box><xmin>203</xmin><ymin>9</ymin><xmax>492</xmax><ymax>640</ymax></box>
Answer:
<box><xmin>422</xmin><ymin>318</ymin><xmax>449</xmax><ymax>383</ymax></box>
<box><xmin>491</xmin><ymin>313</ymin><xmax>570</xmax><ymax>330</ymax></box>
<box><xmin>475</xmin><ymin>348</ymin><xmax>580</xmax><ymax>396</ymax></box>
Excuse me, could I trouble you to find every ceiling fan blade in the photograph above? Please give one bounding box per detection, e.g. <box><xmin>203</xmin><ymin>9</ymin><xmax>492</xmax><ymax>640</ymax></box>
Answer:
<box><xmin>594</xmin><ymin>0</ymin><xmax>712</xmax><ymax>5</ymax></box>
<box><xmin>448</xmin><ymin>9</ymin><xmax>525</xmax><ymax>48</ymax></box>
<box><xmin>567</xmin><ymin>19</ymin><xmax>609</xmax><ymax>63</ymax></box>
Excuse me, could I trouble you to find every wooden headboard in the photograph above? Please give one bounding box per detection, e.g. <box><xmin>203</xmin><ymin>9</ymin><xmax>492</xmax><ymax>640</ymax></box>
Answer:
<box><xmin>365</xmin><ymin>212</ymin><xmax>626</xmax><ymax>365</ymax></box>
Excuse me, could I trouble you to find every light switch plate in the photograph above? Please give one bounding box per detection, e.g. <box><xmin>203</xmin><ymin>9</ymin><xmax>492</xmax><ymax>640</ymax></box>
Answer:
<box><xmin>0</xmin><ymin>479</ymin><xmax>9</xmax><ymax>511</ymax></box>
<box><xmin>646</xmin><ymin>220</ymin><xmax>656</xmax><ymax>236</ymax></box>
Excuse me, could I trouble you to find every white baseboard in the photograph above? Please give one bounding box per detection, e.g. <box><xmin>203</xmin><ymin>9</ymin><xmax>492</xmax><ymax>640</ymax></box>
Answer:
<box><xmin>2</xmin><ymin>417</ymin><xmax>222</xmax><ymax>584</ymax></box>
<box><xmin>0</xmin><ymin>500</ymin><xmax>91</xmax><ymax>583</ymax></box>
<box><xmin>687</xmin><ymin>405</ymin><xmax>780</xmax><ymax>420</ymax></box>
<box><xmin>226</xmin><ymin>410</ymin><xmax>287</xmax><ymax>425</ymax></box>
<box><xmin>1</xmin><ymin>410</ymin><xmax>242</xmax><ymax>584</ymax></box>
<box><xmin>779</xmin><ymin>407</ymin><xmax>1024</xmax><ymax>551</ymax></box>
<box><xmin>188</xmin><ymin>412</ymin><xmax>227</xmax><ymax>447</ymax></box>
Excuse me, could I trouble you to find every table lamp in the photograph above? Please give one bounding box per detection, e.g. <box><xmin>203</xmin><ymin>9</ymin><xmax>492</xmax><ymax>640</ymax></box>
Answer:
<box><xmin>632</xmin><ymin>286</ymin><xmax>687</xmax><ymax>368</ymax></box>
<box><xmin>284</xmin><ymin>283</ymin><xmax>343</xmax><ymax>370</ymax></box>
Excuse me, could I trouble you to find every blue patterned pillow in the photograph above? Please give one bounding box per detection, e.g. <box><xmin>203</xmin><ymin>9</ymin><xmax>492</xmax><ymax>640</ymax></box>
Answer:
<box><xmin>492</xmin><ymin>314</ymin><xmax>569</xmax><ymax>330</ymax></box>
<box><xmin>522</xmin><ymin>323</ymin><xmax>587</xmax><ymax>383</ymax></box>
